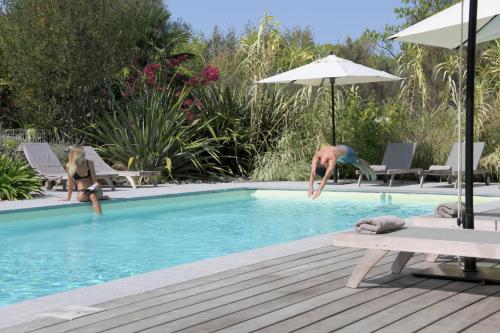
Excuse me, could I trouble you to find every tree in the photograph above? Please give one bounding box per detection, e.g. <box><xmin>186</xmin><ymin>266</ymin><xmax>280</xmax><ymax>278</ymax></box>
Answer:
<box><xmin>0</xmin><ymin>0</ymin><xmax>186</xmax><ymax>138</ymax></box>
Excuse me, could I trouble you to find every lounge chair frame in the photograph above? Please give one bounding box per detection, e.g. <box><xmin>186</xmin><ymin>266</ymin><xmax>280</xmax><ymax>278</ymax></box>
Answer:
<box><xmin>332</xmin><ymin>227</ymin><xmax>500</xmax><ymax>288</ymax></box>
<box><xmin>83</xmin><ymin>146</ymin><xmax>160</xmax><ymax>189</ymax></box>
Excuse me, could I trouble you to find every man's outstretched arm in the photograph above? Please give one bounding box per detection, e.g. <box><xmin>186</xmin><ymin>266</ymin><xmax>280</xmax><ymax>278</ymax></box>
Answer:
<box><xmin>312</xmin><ymin>160</ymin><xmax>335</xmax><ymax>199</ymax></box>
<box><xmin>308</xmin><ymin>155</ymin><xmax>318</xmax><ymax>197</ymax></box>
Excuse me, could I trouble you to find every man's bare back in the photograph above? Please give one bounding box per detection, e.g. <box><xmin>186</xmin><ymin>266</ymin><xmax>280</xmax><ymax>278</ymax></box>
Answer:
<box><xmin>314</xmin><ymin>145</ymin><xmax>347</xmax><ymax>167</ymax></box>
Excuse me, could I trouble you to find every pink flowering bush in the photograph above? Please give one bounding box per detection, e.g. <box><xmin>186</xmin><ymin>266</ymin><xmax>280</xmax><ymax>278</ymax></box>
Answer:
<box><xmin>144</xmin><ymin>63</ymin><xmax>161</xmax><ymax>85</ymax></box>
<box><xmin>122</xmin><ymin>53</ymin><xmax>220</xmax><ymax>124</ymax></box>
<box><xmin>201</xmin><ymin>66</ymin><xmax>220</xmax><ymax>83</ymax></box>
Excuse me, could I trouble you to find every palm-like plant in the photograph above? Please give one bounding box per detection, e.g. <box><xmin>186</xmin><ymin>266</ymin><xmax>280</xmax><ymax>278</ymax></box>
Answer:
<box><xmin>86</xmin><ymin>89</ymin><xmax>222</xmax><ymax>179</ymax></box>
<box><xmin>199</xmin><ymin>85</ymin><xmax>255</xmax><ymax>176</ymax></box>
<box><xmin>0</xmin><ymin>154</ymin><xmax>42</xmax><ymax>200</ymax></box>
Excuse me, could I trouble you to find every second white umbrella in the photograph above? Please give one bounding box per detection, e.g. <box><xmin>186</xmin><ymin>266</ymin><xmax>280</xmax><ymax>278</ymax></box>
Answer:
<box><xmin>257</xmin><ymin>53</ymin><xmax>400</xmax><ymax>147</ymax></box>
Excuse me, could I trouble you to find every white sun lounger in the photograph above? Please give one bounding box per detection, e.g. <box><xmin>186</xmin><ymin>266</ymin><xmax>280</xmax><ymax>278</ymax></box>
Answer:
<box><xmin>83</xmin><ymin>146</ymin><xmax>160</xmax><ymax>189</ymax></box>
<box><xmin>332</xmin><ymin>227</ymin><xmax>500</xmax><ymax>288</ymax></box>
<box><xmin>411</xmin><ymin>208</ymin><xmax>500</xmax><ymax>232</ymax></box>
<box><xmin>356</xmin><ymin>143</ymin><xmax>421</xmax><ymax>187</ymax></box>
<box><xmin>410</xmin><ymin>209</ymin><xmax>500</xmax><ymax>262</ymax></box>
<box><xmin>418</xmin><ymin>142</ymin><xmax>491</xmax><ymax>188</ymax></box>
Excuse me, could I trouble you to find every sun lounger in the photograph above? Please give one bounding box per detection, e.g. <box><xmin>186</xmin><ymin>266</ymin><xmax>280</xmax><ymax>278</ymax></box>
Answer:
<box><xmin>21</xmin><ymin>143</ymin><xmax>68</xmax><ymax>190</ymax></box>
<box><xmin>418</xmin><ymin>142</ymin><xmax>491</xmax><ymax>188</ymax></box>
<box><xmin>410</xmin><ymin>213</ymin><xmax>500</xmax><ymax>232</ymax></box>
<box><xmin>356</xmin><ymin>143</ymin><xmax>421</xmax><ymax>187</ymax></box>
<box><xmin>21</xmin><ymin>143</ymin><xmax>116</xmax><ymax>191</ymax></box>
<box><xmin>332</xmin><ymin>227</ymin><xmax>500</xmax><ymax>288</ymax></box>
<box><xmin>410</xmin><ymin>208</ymin><xmax>500</xmax><ymax>262</ymax></box>
<box><xmin>83</xmin><ymin>146</ymin><xmax>160</xmax><ymax>189</ymax></box>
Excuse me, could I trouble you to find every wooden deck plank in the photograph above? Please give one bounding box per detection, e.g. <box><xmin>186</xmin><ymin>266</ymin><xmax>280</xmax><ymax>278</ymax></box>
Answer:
<box><xmin>214</xmin><ymin>259</ymin><xmax>430</xmax><ymax>333</ymax></box>
<box><xmin>67</xmin><ymin>251</ymin><xmax>386</xmax><ymax>333</ymax></box>
<box><xmin>333</xmin><ymin>280</ymin><xmax>480</xmax><ymax>333</ymax></box>
<box><xmin>0</xmin><ymin>318</ymin><xmax>64</xmax><ymax>333</ymax></box>
<box><xmin>19</xmin><ymin>246</ymin><xmax>354</xmax><ymax>333</ymax></box>
<box><xmin>29</xmin><ymin>248</ymin><xmax>367</xmax><ymax>333</ymax></box>
<box><xmin>146</xmin><ymin>256</ymin><xmax>426</xmax><ymax>333</ymax></box>
<box><xmin>462</xmin><ymin>309</ymin><xmax>500</xmax><ymax>332</ymax></box>
<box><xmin>173</xmin><ymin>256</ymin><xmax>429</xmax><ymax>333</ymax></box>
<box><xmin>278</xmin><ymin>278</ymin><xmax>454</xmax><ymax>333</ymax></box>
<box><xmin>418</xmin><ymin>291</ymin><xmax>500</xmax><ymax>333</ymax></box>
<box><xmin>372</xmin><ymin>283</ymin><xmax>500</xmax><ymax>333</ymax></box>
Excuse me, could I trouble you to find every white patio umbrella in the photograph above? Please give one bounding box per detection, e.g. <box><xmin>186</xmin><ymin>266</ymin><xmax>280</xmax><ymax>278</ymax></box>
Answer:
<box><xmin>390</xmin><ymin>0</ymin><xmax>500</xmax><ymax>280</ymax></box>
<box><xmin>257</xmin><ymin>54</ymin><xmax>401</xmax><ymax>181</ymax></box>
<box><xmin>257</xmin><ymin>55</ymin><xmax>401</xmax><ymax>146</ymax></box>
<box><xmin>389</xmin><ymin>0</ymin><xmax>500</xmax><ymax>49</ymax></box>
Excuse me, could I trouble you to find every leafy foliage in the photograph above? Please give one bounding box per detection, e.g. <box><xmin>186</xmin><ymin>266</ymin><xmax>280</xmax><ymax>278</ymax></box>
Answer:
<box><xmin>0</xmin><ymin>0</ymin><xmax>186</xmax><ymax>138</ymax></box>
<box><xmin>199</xmin><ymin>85</ymin><xmax>255</xmax><ymax>176</ymax></box>
<box><xmin>0</xmin><ymin>154</ymin><xmax>42</xmax><ymax>200</ymax></box>
<box><xmin>85</xmin><ymin>89</ymin><xmax>222</xmax><ymax>179</ymax></box>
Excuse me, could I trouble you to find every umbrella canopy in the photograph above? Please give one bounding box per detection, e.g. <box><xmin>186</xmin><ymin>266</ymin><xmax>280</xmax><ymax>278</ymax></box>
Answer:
<box><xmin>257</xmin><ymin>54</ymin><xmax>400</xmax><ymax>86</ymax></box>
<box><xmin>388</xmin><ymin>0</ymin><xmax>500</xmax><ymax>49</ymax></box>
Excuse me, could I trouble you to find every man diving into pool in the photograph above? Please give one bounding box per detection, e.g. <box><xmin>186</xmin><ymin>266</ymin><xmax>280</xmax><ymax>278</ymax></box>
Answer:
<box><xmin>308</xmin><ymin>145</ymin><xmax>376</xmax><ymax>199</ymax></box>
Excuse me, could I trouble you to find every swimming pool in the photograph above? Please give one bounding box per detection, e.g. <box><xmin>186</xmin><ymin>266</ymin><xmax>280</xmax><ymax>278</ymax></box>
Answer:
<box><xmin>0</xmin><ymin>189</ymin><xmax>491</xmax><ymax>306</ymax></box>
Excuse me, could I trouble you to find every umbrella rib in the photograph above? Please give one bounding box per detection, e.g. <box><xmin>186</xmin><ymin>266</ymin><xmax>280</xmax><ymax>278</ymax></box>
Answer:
<box><xmin>452</xmin><ymin>14</ymin><xmax>499</xmax><ymax>50</ymax></box>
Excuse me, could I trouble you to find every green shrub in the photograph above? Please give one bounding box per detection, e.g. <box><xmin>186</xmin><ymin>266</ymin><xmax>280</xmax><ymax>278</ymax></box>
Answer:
<box><xmin>199</xmin><ymin>85</ymin><xmax>255</xmax><ymax>176</ymax></box>
<box><xmin>0</xmin><ymin>136</ymin><xmax>20</xmax><ymax>155</ymax></box>
<box><xmin>86</xmin><ymin>89</ymin><xmax>223</xmax><ymax>179</ymax></box>
<box><xmin>251</xmin><ymin>130</ymin><xmax>320</xmax><ymax>181</ymax></box>
<box><xmin>481</xmin><ymin>147</ymin><xmax>500</xmax><ymax>182</ymax></box>
<box><xmin>0</xmin><ymin>154</ymin><xmax>42</xmax><ymax>200</ymax></box>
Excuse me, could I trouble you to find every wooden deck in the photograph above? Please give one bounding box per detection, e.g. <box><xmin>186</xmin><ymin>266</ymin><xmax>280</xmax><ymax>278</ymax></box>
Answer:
<box><xmin>3</xmin><ymin>246</ymin><xmax>500</xmax><ymax>333</ymax></box>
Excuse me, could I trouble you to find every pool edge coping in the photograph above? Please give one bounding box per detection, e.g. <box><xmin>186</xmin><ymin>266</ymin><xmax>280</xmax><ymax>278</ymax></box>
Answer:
<box><xmin>2</xmin><ymin>184</ymin><xmax>499</xmax><ymax>214</ymax></box>
<box><xmin>0</xmin><ymin>186</ymin><xmax>258</xmax><ymax>214</ymax></box>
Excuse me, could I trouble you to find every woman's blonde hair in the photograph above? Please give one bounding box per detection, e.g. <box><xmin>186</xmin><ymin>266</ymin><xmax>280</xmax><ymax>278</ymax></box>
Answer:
<box><xmin>66</xmin><ymin>146</ymin><xmax>85</xmax><ymax>177</ymax></box>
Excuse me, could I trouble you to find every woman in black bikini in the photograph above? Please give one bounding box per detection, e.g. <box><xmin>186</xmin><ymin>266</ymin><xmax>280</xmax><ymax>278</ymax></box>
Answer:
<box><xmin>61</xmin><ymin>146</ymin><xmax>109</xmax><ymax>214</ymax></box>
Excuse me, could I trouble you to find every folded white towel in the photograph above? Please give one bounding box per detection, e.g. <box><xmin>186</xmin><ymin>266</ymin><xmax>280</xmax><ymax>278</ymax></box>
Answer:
<box><xmin>355</xmin><ymin>215</ymin><xmax>405</xmax><ymax>234</ymax></box>
<box><xmin>435</xmin><ymin>202</ymin><xmax>464</xmax><ymax>218</ymax></box>
<box><xmin>429</xmin><ymin>165</ymin><xmax>452</xmax><ymax>171</ymax></box>
<box><xmin>370</xmin><ymin>165</ymin><xmax>387</xmax><ymax>172</ymax></box>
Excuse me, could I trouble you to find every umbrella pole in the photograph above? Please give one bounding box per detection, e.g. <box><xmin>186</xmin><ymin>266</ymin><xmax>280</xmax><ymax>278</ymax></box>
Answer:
<box><xmin>463</xmin><ymin>0</ymin><xmax>477</xmax><ymax>272</ymax></box>
<box><xmin>330</xmin><ymin>78</ymin><xmax>338</xmax><ymax>183</ymax></box>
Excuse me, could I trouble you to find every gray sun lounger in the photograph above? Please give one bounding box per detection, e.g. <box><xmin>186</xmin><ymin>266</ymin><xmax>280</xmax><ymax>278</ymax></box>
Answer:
<box><xmin>418</xmin><ymin>142</ymin><xmax>491</xmax><ymax>188</ymax></box>
<box><xmin>83</xmin><ymin>146</ymin><xmax>159</xmax><ymax>189</ymax></box>
<box><xmin>21</xmin><ymin>143</ymin><xmax>116</xmax><ymax>191</ymax></box>
<box><xmin>356</xmin><ymin>143</ymin><xmax>421</xmax><ymax>187</ymax></box>
<box><xmin>21</xmin><ymin>143</ymin><xmax>68</xmax><ymax>190</ymax></box>
<box><xmin>332</xmin><ymin>227</ymin><xmax>500</xmax><ymax>288</ymax></box>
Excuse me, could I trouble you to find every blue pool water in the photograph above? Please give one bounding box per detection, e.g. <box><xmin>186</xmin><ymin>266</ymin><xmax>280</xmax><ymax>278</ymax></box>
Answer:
<box><xmin>0</xmin><ymin>190</ymin><xmax>445</xmax><ymax>306</ymax></box>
